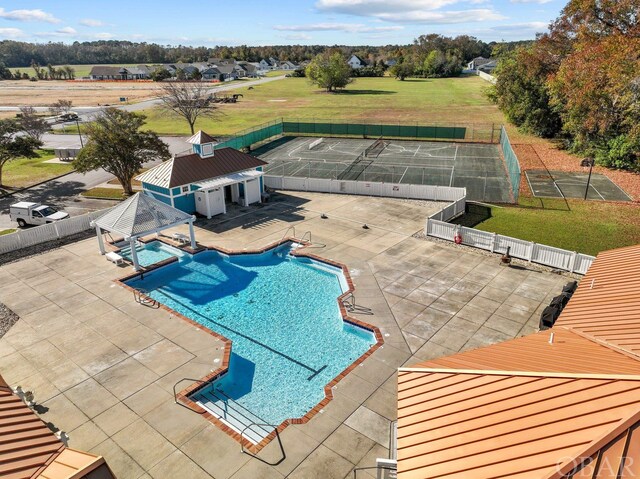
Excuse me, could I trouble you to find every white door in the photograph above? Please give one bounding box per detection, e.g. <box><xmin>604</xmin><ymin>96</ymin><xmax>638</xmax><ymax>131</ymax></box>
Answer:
<box><xmin>194</xmin><ymin>191</ymin><xmax>209</xmax><ymax>217</ymax></box>
<box><xmin>208</xmin><ymin>188</ymin><xmax>225</xmax><ymax>216</ymax></box>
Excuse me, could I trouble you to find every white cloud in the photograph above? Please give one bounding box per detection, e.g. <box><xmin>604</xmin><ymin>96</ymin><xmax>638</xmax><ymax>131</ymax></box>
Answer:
<box><xmin>274</xmin><ymin>22</ymin><xmax>403</xmax><ymax>33</ymax></box>
<box><xmin>315</xmin><ymin>0</ymin><xmax>504</xmax><ymax>24</ymax></box>
<box><xmin>0</xmin><ymin>27</ymin><xmax>26</xmax><ymax>38</ymax></box>
<box><xmin>79</xmin><ymin>18</ymin><xmax>105</xmax><ymax>27</ymax></box>
<box><xmin>35</xmin><ymin>26</ymin><xmax>78</xmax><ymax>37</ymax></box>
<box><xmin>94</xmin><ymin>32</ymin><xmax>114</xmax><ymax>39</ymax></box>
<box><xmin>0</xmin><ymin>8</ymin><xmax>60</xmax><ymax>23</ymax></box>
<box><xmin>316</xmin><ymin>0</ymin><xmax>460</xmax><ymax>14</ymax></box>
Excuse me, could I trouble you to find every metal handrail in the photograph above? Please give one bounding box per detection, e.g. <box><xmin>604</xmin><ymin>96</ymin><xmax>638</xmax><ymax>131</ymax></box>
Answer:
<box><xmin>133</xmin><ymin>288</ymin><xmax>159</xmax><ymax>308</ymax></box>
<box><xmin>352</xmin><ymin>465</ymin><xmax>397</xmax><ymax>479</ymax></box>
<box><xmin>240</xmin><ymin>422</ymin><xmax>286</xmax><ymax>466</ymax></box>
<box><xmin>343</xmin><ymin>292</ymin><xmax>356</xmax><ymax>310</ymax></box>
<box><xmin>301</xmin><ymin>230</ymin><xmax>312</xmax><ymax>243</ymax></box>
<box><xmin>279</xmin><ymin>226</ymin><xmax>296</xmax><ymax>245</ymax></box>
<box><xmin>172</xmin><ymin>378</ymin><xmax>208</xmax><ymax>414</ymax></box>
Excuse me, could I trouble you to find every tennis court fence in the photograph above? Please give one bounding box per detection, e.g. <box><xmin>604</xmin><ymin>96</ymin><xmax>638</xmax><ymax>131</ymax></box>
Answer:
<box><xmin>499</xmin><ymin>126</ymin><xmax>521</xmax><ymax>202</ymax></box>
<box><xmin>215</xmin><ymin>119</ymin><xmax>503</xmax><ymax>151</ymax></box>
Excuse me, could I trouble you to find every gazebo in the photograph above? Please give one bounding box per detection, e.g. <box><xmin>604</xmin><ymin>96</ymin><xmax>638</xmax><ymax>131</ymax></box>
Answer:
<box><xmin>90</xmin><ymin>193</ymin><xmax>196</xmax><ymax>270</ymax></box>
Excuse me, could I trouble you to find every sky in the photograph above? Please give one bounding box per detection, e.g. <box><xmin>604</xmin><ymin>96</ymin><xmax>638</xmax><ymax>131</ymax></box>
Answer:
<box><xmin>0</xmin><ymin>0</ymin><xmax>566</xmax><ymax>46</ymax></box>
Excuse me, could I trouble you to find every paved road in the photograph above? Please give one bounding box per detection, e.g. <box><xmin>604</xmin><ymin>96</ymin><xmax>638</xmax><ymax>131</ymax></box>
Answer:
<box><xmin>0</xmin><ymin>75</ymin><xmax>286</xmax><ymax>230</ymax></box>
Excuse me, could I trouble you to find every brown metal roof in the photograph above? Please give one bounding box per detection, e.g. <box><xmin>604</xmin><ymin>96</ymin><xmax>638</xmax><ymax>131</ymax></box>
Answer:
<box><xmin>555</xmin><ymin>244</ymin><xmax>640</xmax><ymax>357</ymax></box>
<box><xmin>0</xmin><ymin>378</ymin><xmax>64</xmax><ymax>479</ymax></box>
<box><xmin>167</xmin><ymin>147</ymin><xmax>267</xmax><ymax>188</ymax></box>
<box><xmin>397</xmin><ymin>369</ymin><xmax>640</xmax><ymax>479</ymax></box>
<box><xmin>397</xmin><ymin>244</ymin><xmax>640</xmax><ymax>479</ymax></box>
<box><xmin>415</xmin><ymin>327</ymin><xmax>640</xmax><ymax>375</ymax></box>
<box><xmin>38</xmin><ymin>448</ymin><xmax>114</xmax><ymax>479</ymax></box>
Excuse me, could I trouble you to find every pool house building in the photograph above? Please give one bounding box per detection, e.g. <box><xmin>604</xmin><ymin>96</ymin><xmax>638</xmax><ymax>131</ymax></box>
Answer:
<box><xmin>136</xmin><ymin>131</ymin><xmax>267</xmax><ymax>218</ymax></box>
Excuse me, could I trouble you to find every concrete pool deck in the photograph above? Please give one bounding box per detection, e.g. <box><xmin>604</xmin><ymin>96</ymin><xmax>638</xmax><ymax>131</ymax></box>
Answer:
<box><xmin>0</xmin><ymin>191</ymin><xmax>569</xmax><ymax>479</ymax></box>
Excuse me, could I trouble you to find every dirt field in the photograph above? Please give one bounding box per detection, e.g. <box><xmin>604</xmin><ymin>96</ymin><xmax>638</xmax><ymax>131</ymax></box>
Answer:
<box><xmin>0</xmin><ymin>80</ymin><xmax>164</xmax><ymax>107</ymax></box>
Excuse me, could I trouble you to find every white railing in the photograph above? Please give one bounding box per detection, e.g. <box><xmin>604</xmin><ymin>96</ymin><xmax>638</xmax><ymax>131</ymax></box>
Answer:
<box><xmin>425</xmin><ymin>218</ymin><xmax>595</xmax><ymax>274</ymax></box>
<box><xmin>263</xmin><ymin>175</ymin><xmax>467</xmax><ymax>204</ymax></box>
<box><xmin>0</xmin><ymin>209</ymin><xmax>107</xmax><ymax>256</ymax></box>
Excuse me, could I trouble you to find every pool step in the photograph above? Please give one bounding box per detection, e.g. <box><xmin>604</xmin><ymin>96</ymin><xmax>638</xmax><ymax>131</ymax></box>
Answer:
<box><xmin>194</xmin><ymin>388</ymin><xmax>273</xmax><ymax>445</ymax></box>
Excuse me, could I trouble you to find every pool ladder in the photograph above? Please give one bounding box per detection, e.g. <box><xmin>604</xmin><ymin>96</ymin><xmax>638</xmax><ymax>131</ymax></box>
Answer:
<box><xmin>133</xmin><ymin>288</ymin><xmax>159</xmax><ymax>308</ymax></box>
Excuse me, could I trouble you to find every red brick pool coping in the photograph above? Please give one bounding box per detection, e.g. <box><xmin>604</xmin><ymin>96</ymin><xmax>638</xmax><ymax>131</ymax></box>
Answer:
<box><xmin>115</xmin><ymin>237</ymin><xmax>384</xmax><ymax>454</ymax></box>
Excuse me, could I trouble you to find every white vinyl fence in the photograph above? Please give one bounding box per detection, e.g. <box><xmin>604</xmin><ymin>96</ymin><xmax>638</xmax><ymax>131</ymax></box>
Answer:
<box><xmin>264</xmin><ymin>175</ymin><xmax>467</xmax><ymax>203</ymax></box>
<box><xmin>425</xmin><ymin>218</ymin><xmax>595</xmax><ymax>274</ymax></box>
<box><xmin>0</xmin><ymin>209</ymin><xmax>107</xmax><ymax>256</ymax></box>
<box><xmin>478</xmin><ymin>71</ymin><xmax>497</xmax><ymax>84</ymax></box>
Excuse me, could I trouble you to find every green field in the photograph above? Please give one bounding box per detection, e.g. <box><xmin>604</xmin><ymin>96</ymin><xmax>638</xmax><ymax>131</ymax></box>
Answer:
<box><xmin>0</xmin><ymin>149</ymin><xmax>74</xmax><ymax>191</ymax></box>
<box><xmin>454</xmin><ymin>198</ymin><xmax>640</xmax><ymax>256</ymax></box>
<box><xmin>9</xmin><ymin>64</ymin><xmax>142</xmax><ymax>78</ymax></box>
<box><xmin>140</xmin><ymin>75</ymin><xmax>502</xmax><ymax>136</ymax></box>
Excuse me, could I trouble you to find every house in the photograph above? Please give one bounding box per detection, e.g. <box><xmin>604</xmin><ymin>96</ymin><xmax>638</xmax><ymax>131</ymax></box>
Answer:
<box><xmin>259</xmin><ymin>58</ymin><xmax>274</xmax><ymax>70</ymax></box>
<box><xmin>236</xmin><ymin>61</ymin><xmax>259</xmax><ymax>78</ymax></box>
<box><xmin>280</xmin><ymin>60</ymin><xmax>299</xmax><ymax>71</ymax></box>
<box><xmin>215</xmin><ymin>64</ymin><xmax>239</xmax><ymax>81</ymax></box>
<box><xmin>467</xmin><ymin>56</ymin><xmax>495</xmax><ymax>70</ymax></box>
<box><xmin>201</xmin><ymin>66</ymin><xmax>223</xmax><ymax>81</ymax></box>
<box><xmin>394</xmin><ymin>243</ymin><xmax>640</xmax><ymax>479</ymax></box>
<box><xmin>384</xmin><ymin>58</ymin><xmax>398</xmax><ymax>67</ymax></box>
<box><xmin>0</xmin><ymin>374</ymin><xmax>117</xmax><ymax>478</ymax></box>
<box><xmin>477</xmin><ymin>59</ymin><xmax>498</xmax><ymax>74</ymax></box>
<box><xmin>89</xmin><ymin>65</ymin><xmax>149</xmax><ymax>80</ymax></box>
<box><xmin>136</xmin><ymin>131</ymin><xmax>267</xmax><ymax>218</ymax></box>
<box><xmin>347</xmin><ymin>54</ymin><xmax>368</xmax><ymax>69</ymax></box>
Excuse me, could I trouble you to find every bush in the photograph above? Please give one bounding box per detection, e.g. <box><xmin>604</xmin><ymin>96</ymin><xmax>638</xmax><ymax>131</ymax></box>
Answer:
<box><xmin>595</xmin><ymin>135</ymin><xmax>640</xmax><ymax>171</ymax></box>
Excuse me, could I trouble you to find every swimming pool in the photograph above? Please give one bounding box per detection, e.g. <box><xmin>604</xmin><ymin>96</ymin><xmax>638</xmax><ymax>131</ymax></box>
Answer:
<box><xmin>118</xmin><ymin>241</ymin><xmax>188</xmax><ymax>267</ymax></box>
<box><xmin>125</xmin><ymin>242</ymin><xmax>377</xmax><ymax>444</ymax></box>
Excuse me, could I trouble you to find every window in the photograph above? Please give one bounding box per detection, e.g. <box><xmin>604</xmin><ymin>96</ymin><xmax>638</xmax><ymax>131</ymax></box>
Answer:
<box><xmin>181</xmin><ymin>186</ymin><xmax>189</xmax><ymax>193</ymax></box>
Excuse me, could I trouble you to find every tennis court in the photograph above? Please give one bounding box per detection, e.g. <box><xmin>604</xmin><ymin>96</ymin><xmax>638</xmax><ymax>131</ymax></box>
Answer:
<box><xmin>255</xmin><ymin>136</ymin><xmax>511</xmax><ymax>203</ymax></box>
<box><xmin>525</xmin><ymin>170</ymin><xmax>632</xmax><ymax>201</ymax></box>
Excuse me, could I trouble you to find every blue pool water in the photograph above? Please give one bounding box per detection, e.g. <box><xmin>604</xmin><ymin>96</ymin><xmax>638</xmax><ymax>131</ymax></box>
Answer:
<box><xmin>126</xmin><ymin>243</ymin><xmax>376</xmax><ymax>437</ymax></box>
<box><xmin>119</xmin><ymin>241</ymin><xmax>188</xmax><ymax>267</ymax></box>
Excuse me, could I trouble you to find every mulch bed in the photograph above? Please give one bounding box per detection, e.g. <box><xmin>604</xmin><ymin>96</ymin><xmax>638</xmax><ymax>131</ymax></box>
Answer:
<box><xmin>513</xmin><ymin>143</ymin><xmax>639</xmax><ymax>202</ymax></box>
<box><xmin>0</xmin><ymin>303</ymin><xmax>18</xmax><ymax>339</ymax></box>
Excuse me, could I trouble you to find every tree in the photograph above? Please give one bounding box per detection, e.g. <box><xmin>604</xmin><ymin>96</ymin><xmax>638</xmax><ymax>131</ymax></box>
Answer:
<box><xmin>305</xmin><ymin>52</ymin><xmax>353</xmax><ymax>92</ymax></box>
<box><xmin>0</xmin><ymin>119</ymin><xmax>42</xmax><ymax>187</ymax></box>
<box><xmin>150</xmin><ymin>67</ymin><xmax>172</xmax><ymax>82</ymax></box>
<box><xmin>190</xmin><ymin>68</ymin><xmax>202</xmax><ymax>81</ymax></box>
<box><xmin>49</xmin><ymin>99</ymin><xmax>73</xmax><ymax>116</ymax></box>
<box><xmin>74</xmin><ymin>109</ymin><xmax>170</xmax><ymax>195</ymax></box>
<box><xmin>18</xmin><ymin>106</ymin><xmax>50</xmax><ymax>141</ymax></box>
<box><xmin>159</xmin><ymin>82</ymin><xmax>219</xmax><ymax>134</ymax></box>
<box><xmin>390</xmin><ymin>62</ymin><xmax>415</xmax><ymax>81</ymax></box>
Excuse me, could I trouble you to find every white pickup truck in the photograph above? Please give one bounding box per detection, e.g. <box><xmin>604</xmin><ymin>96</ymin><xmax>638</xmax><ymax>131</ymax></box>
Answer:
<box><xmin>9</xmin><ymin>202</ymin><xmax>70</xmax><ymax>227</ymax></box>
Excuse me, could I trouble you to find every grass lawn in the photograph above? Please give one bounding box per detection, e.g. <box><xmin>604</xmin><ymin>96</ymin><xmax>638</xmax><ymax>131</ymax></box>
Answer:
<box><xmin>454</xmin><ymin>197</ymin><xmax>640</xmax><ymax>256</ymax></box>
<box><xmin>81</xmin><ymin>187</ymin><xmax>126</xmax><ymax>199</ymax></box>
<box><xmin>0</xmin><ymin>229</ymin><xmax>16</xmax><ymax>236</ymax></box>
<box><xmin>139</xmin><ymin>75</ymin><xmax>502</xmax><ymax>136</ymax></box>
<box><xmin>1</xmin><ymin>150</ymin><xmax>74</xmax><ymax>190</ymax></box>
<box><xmin>264</xmin><ymin>70</ymin><xmax>288</xmax><ymax>77</ymax></box>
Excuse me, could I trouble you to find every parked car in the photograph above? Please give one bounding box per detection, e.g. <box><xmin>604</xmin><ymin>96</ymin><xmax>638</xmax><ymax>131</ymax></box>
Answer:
<box><xmin>9</xmin><ymin>202</ymin><xmax>70</xmax><ymax>227</ymax></box>
<box><xmin>57</xmin><ymin>112</ymin><xmax>79</xmax><ymax>122</ymax></box>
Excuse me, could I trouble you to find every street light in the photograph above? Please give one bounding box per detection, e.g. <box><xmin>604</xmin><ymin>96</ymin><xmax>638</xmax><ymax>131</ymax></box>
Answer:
<box><xmin>580</xmin><ymin>157</ymin><xmax>595</xmax><ymax>200</ymax></box>
<box><xmin>75</xmin><ymin>118</ymin><xmax>84</xmax><ymax>148</ymax></box>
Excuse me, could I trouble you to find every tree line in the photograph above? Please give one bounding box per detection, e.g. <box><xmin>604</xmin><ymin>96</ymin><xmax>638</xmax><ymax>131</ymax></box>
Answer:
<box><xmin>0</xmin><ymin>37</ymin><xmax>515</xmax><ymax>69</ymax></box>
<box><xmin>490</xmin><ymin>0</ymin><xmax>639</xmax><ymax>171</ymax></box>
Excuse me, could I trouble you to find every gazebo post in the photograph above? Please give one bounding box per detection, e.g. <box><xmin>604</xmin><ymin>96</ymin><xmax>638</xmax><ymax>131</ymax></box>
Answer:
<box><xmin>188</xmin><ymin>218</ymin><xmax>196</xmax><ymax>249</ymax></box>
<box><xmin>129</xmin><ymin>237</ymin><xmax>141</xmax><ymax>271</ymax></box>
<box><xmin>95</xmin><ymin>225</ymin><xmax>106</xmax><ymax>255</ymax></box>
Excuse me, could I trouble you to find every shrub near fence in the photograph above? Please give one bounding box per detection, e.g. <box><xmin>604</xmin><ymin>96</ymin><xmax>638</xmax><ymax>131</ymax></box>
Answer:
<box><xmin>425</xmin><ymin>218</ymin><xmax>595</xmax><ymax>274</ymax></box>
<box><xmin>0</xmin><ymin>210</ymin><xmax>107</xmax><ymax>256</ymax></box>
